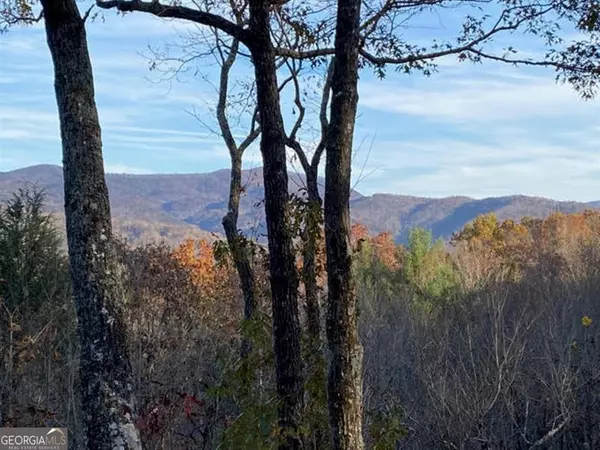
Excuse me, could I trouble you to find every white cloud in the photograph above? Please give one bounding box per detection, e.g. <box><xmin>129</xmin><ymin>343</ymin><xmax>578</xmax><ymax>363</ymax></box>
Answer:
<box><xmin>351</xmin><ymin>137</ymin><xmax>600</xmax><ymax>202</ymax></box>
<box><xmin>107</xmin><ymin>132</ymin><xmax>221</xmax><ymax>145</ymax></box>
<box><xmin>105</xmin><ymin>125</ymin><xmax>220</xmax><ymax>137</ymax></box>
<box><xmin>359</xmin><ymin>59</ymin><xmax>599</xmax><ymax>124</ymax></box>
<box><xmin>105</xmin><ymin>163</ymin><xmax>155</xmax><ymax>174</ymax></box>
<box><xmin>0</xmin><ymin>128</ymin><xmax>55</xmax><ymax>141</ymax></box>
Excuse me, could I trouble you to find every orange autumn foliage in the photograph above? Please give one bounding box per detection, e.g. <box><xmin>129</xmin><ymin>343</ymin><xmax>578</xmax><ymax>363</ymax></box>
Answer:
<box><xmin>452</xmin><ymin>210</ymin><xmax>600</xmax><ymax>283</ymax></box>
<box><xmin>351</xmin><ymin>223</ymin><xmax>400</xmax><ymax>270</ymax></box>
<box><xmin>351</xmin><ymin>223</ymin><xmax>370</xmax><ymax>247</ymax></box>
<box><xmin>172</xmin><ymin>239</ymin><xmax>238</xmax><ymax>314</ymax></box>
<box><xmin>538</xmin><ymin>211</ymin><xmax>599</xmax><ymax>248</ymax></box>
<box><xmin>295</xmin><ymin>223</ymin><xmax>401</xmax><ymax>294</ymax></box>
<box><xmin>370</xmin><ymin>231</ymin><xmax>400</xmax><ymax>270</ymax></box>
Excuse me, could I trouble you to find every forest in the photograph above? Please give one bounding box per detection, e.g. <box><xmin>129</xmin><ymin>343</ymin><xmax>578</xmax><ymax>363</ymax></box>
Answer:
<box><xmin>1</xmin><ymin>189</ymin><xmax>599</xmax><ymax>449</ymax></box>
<box><xmin>0</xmin><ymin>0</ymin><xmax>599</xmax><ymax>450</ymax></box>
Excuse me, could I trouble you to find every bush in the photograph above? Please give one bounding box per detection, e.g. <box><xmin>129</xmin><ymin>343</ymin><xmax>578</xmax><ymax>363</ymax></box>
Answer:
<box><xmin>0</xmin><ymin>187</ymin><xmax>78</xmax><ymax>442</ymax></box>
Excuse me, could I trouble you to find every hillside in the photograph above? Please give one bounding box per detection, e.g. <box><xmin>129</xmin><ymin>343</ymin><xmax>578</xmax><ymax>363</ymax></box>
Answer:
<box><xmin>1</xmin><ymin>164</ymin><xmax>597</xmax><ymax>245</ymax></box>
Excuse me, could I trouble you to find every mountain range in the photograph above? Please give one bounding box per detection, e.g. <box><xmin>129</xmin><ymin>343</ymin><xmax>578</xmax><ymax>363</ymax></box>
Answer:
<box><xmin>1</xmin><ymin>164</ymin><xmax>598</xmax><ymax>246</ymax></box>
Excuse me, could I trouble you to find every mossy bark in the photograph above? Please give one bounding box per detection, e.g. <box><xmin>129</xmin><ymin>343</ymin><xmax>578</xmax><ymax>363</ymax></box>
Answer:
<box><xmin>41</xmin><ymin>1</ymin><xmax>142</xmax><ymax>448</ymax></box>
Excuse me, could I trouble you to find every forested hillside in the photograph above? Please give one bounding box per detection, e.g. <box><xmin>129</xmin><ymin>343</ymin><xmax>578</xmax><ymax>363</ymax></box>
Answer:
<box><xmin>2</xmin><ymin>189</ymin><xmax>599</xmax><ymax>448</ymax></box>
<box><xmin>1</xmin><ymin>165</ymin><xmax>596</xmax><ymax>245</ymax></box>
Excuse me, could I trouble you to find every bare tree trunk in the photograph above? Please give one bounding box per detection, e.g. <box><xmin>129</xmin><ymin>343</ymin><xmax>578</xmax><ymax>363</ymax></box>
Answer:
<box><xmin>248</xmin><ymin>2</ymin><xmax>304</xmax><ymax>448</ymax></box>
<box><xmin>41</xmin><ymin>1</ymin><xmax>142</xmax><ymax>448</ymax></box>
<box><xmin>284</xmin><ymin>58</ymin><xmax>333</xmax><ymax>449</ymax></box>
<box><xmin>215</xmin><ymin>37</ymin><xmax>259</xmax><ymax>359</ymax></box>
<box><xmin>324</xmin><ymin>1</ymin><xmax>364</xmax><ymax>449</ymax></box>
<box><xmin>222</xmin><ymin>154</ymin><xmax>257</xmax><ymax>358</ymax></box>
<box><xmin>286</xmin><ymin>59</ymin><xmax>332</xmax><ymax>347</ymax></box>
<box><xmin>303</xmin><ymin>166</ymin><xmax>322</xmax><ymax>345</ymax></box>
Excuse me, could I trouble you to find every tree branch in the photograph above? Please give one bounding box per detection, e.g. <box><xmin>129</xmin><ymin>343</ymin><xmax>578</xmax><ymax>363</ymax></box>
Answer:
<box><xmin>217</xmin><ymin>38</ymin><xmax>241</xmax><ymax>156</ymax></box>
<box><xmin>82</xmin><ymin>5</ymin><xmax>95</xmax><ymax>22</ymax></box>
<box><xmin>528</xmin><ymin>415</ymin><xmax>570</xmax><ymax>449</ymax></box>
<box><xmin>286</xmin><ymin>137</ymin><xmax>311</xmax><ymax>174</ymax></box>
<box><xmin>1</xmin><ymin>10</ymin><xmax>43</xmax><ymax>27</ymax></box>
<box><xmin>357</xmin><ymin>6</ymin><xmax>553</xmax><ymax>66</ymax></box>
<box><xmin>467</xmin><ymin>48</ymin><xmax>598</xmax><ymax>74</ymax></box>
<box><xmin>275</xmin><ymin>46</ymin><xmax>335</xmax><ymax>59</ymax></box>
<box><xmin>96</xmin><ymin>0</ymin><xmax>252</xmax><ymax>43</ymax></box>
<box><xmin>275</xmin><ymin>5</ymin><xmax>556</xmax><ymax>68</ymax></box>
<box><xmin>311</xmin><ymin>58</ymin><xmax>334</xmax><ymax>170</ymax></box>
<box><xmin>287</xmin><ymin>59</ymin><xmax>305</xmax><ymax>143</ymax></box>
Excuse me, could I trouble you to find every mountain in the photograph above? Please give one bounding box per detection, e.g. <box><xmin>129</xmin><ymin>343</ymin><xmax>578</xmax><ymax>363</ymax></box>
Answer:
<box><xmin>1</xmin><ymin>164</ymin><xmax>598</xmax><ymax>245</ymax></box>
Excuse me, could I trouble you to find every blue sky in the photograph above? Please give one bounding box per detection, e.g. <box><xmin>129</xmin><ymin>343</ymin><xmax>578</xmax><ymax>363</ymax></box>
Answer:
<box><xmin>0</xmin><ymin>3</ymin><xmax>599</xmax><ymax>201</ymax></box>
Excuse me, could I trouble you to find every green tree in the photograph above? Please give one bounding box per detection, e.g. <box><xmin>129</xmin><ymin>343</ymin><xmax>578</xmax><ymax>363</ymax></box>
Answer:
<box><xmin>0</xmin><ymin>188</ymin><xmax>69</xmax><ymax>313</ymax></box>
<box><xmin>0</xmin><ymin>187</ymin><xmax>73</xmax><ymax>428</ymax></box>
<box><xmin>404</xmin><ymin>228</ymin><xmax>458</xmax><ymax>306</ymax></box>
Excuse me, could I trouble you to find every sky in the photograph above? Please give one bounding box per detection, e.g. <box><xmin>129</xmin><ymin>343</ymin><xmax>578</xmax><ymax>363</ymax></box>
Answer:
<box><xmin>0</xmin><ymin>3</ymin><xmax>599</xmax><ymax>202</ymax></box>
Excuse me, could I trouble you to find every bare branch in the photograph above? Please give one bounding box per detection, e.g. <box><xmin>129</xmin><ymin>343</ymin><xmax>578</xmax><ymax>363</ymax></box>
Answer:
<box><xmin>467</xmin><ymin>47</ymin><xmax>598</xmax><ymax>74</ymax></box>
<box><xmin>239</xmin><ymin>126</ymin><xmax>260</xmax><ymax>152</ymax></box>
<box><xmin>528</xmin><ymin>415</ymin><xmax>570</xmax><ymax>449</ymax></box>
<box><xmin>286</xmin><ymin>137</ymin><xmax>311</xmax><ymax>174</ymax></box>
<box><xmin>287</xmin><ymin>59</ymin><xmax>306</xmax><ymax>142</ymax></box>
<box><xmin>1</xmin><ymin>9</ymin><xmax>43</xmax><ymax>27</ymax></box>
<box><xmin>217</xmin><ymin>38</ymin><xmax>242</xmax><ymax>156</ymax></box>
<box><xmin>356</xmin><ymin>6</ymin><xmax>552</xmax><ymax>66</ymax></box>
<box><xmin>311</xmin><ymin>58</ymin><xmax>334</xmax><ymax>170</ymax></box>
<box><xmin>275</xmin><ymin>46</ymin><xmax>334</xmax><ymax>59</ymax></box>
<box><xmin>82</xmin><ymin>4</ymin><xmax>94</xmax><ymax>22</ymax></box>
<box><xmin>96</xmin><ymin>0</ymin><xmax>251</xmax><ymax>43</ymax></box>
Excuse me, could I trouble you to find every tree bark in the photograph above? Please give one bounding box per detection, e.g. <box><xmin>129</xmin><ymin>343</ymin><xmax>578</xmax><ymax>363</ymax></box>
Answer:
<box><xmin>222</xmin><ymin>153</ymin><xmax>257</xmax><ymax>359</ymax></box>
<box><xmin>287</xmin><ymin>59</ymin><xmax>332</xmax><ymax>347</ymax></box>
<box><xmin>41</xmin><ymin>1</ymin><xmax>142</xmax><ymax>448</ymax></box>
<box><xmin>215</xmin><ymin>37</ymin><xmax>259</xmax><ymax>359</ymax></box>
<box><xmin>302</xmin><ymin>168</ymin><xmax>329</xmax><ymax>450</ymax></box>
<box><xmin>324</xmin><ymin>1</ymin><xmax>365</xmax><ymax>449</ymax></box>
<box><xmin>303</xmin><ymin>166</ymin><xmax>322</xmax><ymax>345</ymax></box>
<box><xmin>248</xmin><ymin>2</ymin><xmax>304</xmax><ymax>448</ymax></box>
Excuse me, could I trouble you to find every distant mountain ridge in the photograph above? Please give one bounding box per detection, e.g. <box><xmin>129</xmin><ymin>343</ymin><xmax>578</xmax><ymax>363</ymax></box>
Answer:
<box><xmin>1</xmin><ymin>164</ymin><xmax>598</xmax><ymax>245</ymax></box>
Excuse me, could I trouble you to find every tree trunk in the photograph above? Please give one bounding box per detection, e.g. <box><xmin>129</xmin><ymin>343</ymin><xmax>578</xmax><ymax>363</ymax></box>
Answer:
<box><xmin>303</xmin><ymin>167</ymin><xmax>322</xmax><ymax>345</ymax></box>
<box><xmin>222</xmin><ymin>153</ymin><xmax>257</xmax><ymax>359</ymax></box>
<box><xmin>248</xmin><ymin>2</ymin><xmax>304</xmax><ymax>448</ymax></box>
<box><xmin>41</xmin><ymin>1</ymin><xmax>142</xmax><ymax>448</ymax></box>
<box><xmin>324</xmin><ymin>0</ymin><xmax>365</xmax><ymax>449</ymax></box>
<box><xmin>216</xmin><ymin>36</ymin><xmax>259</xmax><ymax>360</ymax></box>
<box><xmin>302</xmin><ymin>166</ymin><xmax>329</xmax><ymax>450</ymax></box>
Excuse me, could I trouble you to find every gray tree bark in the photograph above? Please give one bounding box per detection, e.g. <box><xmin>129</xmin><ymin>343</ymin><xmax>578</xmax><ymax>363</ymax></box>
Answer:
<box><xmin>286</xmin><ymin>59</ymin><xmax>333</xmax><ymax>348</ymax></box>
<box><xmin>215</xmin><ymin>37</ymin><xmax>260</xmax><ymax>359</ymax></box>
<box><xmin>41</xmin><ymin>1</ymin><xmax>142</xmax><ymax>448</ymax></box>
<box><xmin>223</xmin><ymin>154</ymin><xmax>259</xmax><ymax>359</ymax></box>
<box><xmin>324</xmin><ymin>0</ymin><xmax>365</xmax><ymax>449</ymax></box>
<box><xmin>248</xmin><ymin>2</ymin><xmax>304</xmax><ymax>448</ymax></box>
